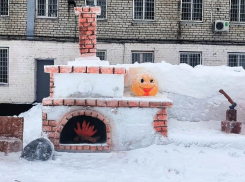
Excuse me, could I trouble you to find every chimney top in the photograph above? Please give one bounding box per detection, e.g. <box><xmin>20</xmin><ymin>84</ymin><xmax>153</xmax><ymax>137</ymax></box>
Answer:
<box><xmin>74</xmin><ymin>6</ymin><xmax>101</xmax><ymax>58</ymax></box>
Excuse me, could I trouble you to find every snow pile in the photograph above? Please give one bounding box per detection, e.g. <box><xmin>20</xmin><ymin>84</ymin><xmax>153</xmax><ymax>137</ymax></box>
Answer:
<box><xmin>19</xmin><ymin>104</ymin><xmax>42</xmax><ymax>147</ymax></box>
<box><xmin>124</xmin><ymin>62</ymin><xmax>245</xmax><ymax>122</ymax></box>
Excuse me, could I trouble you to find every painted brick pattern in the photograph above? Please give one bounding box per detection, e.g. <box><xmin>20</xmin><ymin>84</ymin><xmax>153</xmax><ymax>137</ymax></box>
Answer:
<box><xmin>0</xmin><ymin>117</ymin><xmax>24</xmax><ymax>154</ymax></box>
<box><xmin>153</xmin><ymin>109</ymin><xmax>168</xmax><ymax>137</ymax></box>
<box><xmin>74</xmin><ymin>7</ymin><xmax>101</xmax><ymax>57</ymax></box>
<box><xmin>42</xmin><ymin>110</ymin><xmax>111</xmax><ymax>152</ymax></box>
<box><xmin>44</xmin><ymin>65</ymin><xmax>126</xmax><ymax>74</ymax></box>
<box><xmin>42</xmin><ymin>98</ymin><xmax>173</xmax><ymax>108</ymax></box>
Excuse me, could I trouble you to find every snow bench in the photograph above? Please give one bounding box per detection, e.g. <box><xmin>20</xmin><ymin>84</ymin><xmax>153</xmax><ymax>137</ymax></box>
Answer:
<box><xmin>0</xmin><ymin>117</ymin><xmax>24</xmax><ymax>154</ymax></box>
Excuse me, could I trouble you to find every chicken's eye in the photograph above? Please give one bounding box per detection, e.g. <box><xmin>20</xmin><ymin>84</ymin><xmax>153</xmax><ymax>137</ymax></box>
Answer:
<box><xmin>141</xmin><ymin>78</ymin><xmax>144</xmax><ymax>83</ymax></box>
<box><xmin>150</xmin><ymin>79</ymin><xmax>154</xmax><ymax>83</ymax></box>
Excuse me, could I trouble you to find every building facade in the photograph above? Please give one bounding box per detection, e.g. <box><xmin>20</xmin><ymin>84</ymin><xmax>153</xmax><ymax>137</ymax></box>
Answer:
<box><xmin>0</xmin><ymin>0</ymin><xmax>245</xmax><ymax>103</ymax></box>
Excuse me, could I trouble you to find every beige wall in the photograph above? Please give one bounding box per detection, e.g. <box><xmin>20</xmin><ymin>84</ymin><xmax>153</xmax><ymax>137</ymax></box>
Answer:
<box><xmin>1</xmin><ymin>40</ymin><xmax>245</xmax><ymax>103</ymax></box>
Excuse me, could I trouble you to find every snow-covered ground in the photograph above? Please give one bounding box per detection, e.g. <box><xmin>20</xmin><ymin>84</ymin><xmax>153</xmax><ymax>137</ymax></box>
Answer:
<box><xmin>2</xmin><ymin>143</ymin><xmax>245</xmax><ymax>182</ymax></box>
<box><xmin>0</xmin><ymin>104</ymin><xmax>245</xmax><ymax>182</ymax></box>
<box><xmin>1</xmin><ymin>63</ymin><xmax>245</xmax><ymax>182</ymax></box>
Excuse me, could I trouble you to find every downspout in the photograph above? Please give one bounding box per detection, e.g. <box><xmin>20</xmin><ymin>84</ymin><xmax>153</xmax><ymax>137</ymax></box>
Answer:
<box><xmin>211</xmin><ymin>0</ymin><xmax>213</xmax><ymax>23</ymax></box>
<box><xmin>123</xmin><ymin>43</ymin><xmax>126</xmax><ymax>64</ymax></box>
<box><xmin>26</xmin><ymin>0</ymin><xmax>35</xmax><ymax>39</ymax></box>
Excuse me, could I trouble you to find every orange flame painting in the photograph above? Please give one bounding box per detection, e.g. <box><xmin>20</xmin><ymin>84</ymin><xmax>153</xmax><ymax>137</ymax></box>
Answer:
<box><xmin>74</xmin><ymin>120</ymin><xmax>97</xmax><ymax>137</ymax></box>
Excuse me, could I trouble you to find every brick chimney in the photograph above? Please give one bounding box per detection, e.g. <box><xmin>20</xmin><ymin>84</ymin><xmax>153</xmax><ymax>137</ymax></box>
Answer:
<box><xmin>74</xmin><ymin>6</ymin><xmax>101</xmax><ymax>57</ymax></box>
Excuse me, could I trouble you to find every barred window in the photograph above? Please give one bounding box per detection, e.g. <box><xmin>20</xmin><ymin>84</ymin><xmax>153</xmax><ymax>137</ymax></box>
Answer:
<box><xmin>230</xmin><ymin>0</ymin><xmax>245</xmax><ymax>22</ymax></box>
<box><xmin>0</xmin><ymin>0</ymin><xmax>9</xmax><ymax>16</ymax></box>
<box><xmin>132</xmin><ymin>52</ymin><xmax>154</xmax><ymax>64</ymax></box>
<box><xmin>96</xmin><ymin>50</ymin><xmax>106</xmax><ymax>60</ymax></box>
<box><xmin>180</xmin><ymin>52</ymin><xmax>202</xmax><ymax>67</ymax></box>
<box><xmin>181</xmin><ymin>0</ymin><xmax>203</xmax><ymax>21</ymax></box>
<box><xmin>228</xmin><ymin>53</ymin><xmax>245</xmax><ymax>68</ymax></box>
<box><xmin>36</xmin><ymin>0</ymin><xmax>58</xmax><ymax>18</ymax></box>
<box><xmin>0</xmin><ymin>48</ymin><xmax>8</xmax><ymax>84</ymax></box>
<box><xmin>133</xmin><ymin>0</ymin><xmax>155</xmax><ymax>20</ymax></box>
<box><xmin>85</xmin><ymin>0</ymin><xmax>107</xmax><ymax>19</ymax></box>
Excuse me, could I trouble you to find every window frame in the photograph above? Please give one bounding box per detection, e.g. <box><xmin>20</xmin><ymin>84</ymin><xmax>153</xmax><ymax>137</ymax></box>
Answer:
<box><xmin>0</xmin><ymin>0</ymin><xmax>9</xmax><ymax>17</ymax></box>
<box><xmin>179</xmin><ymin>52</ymin><xmax>202</xmax><ymax>67</ymax></box>
<box><xmin>96</xmin><ymin>50</ymin><xmax>107</xmax><ymax>61</ymax></box>
<box><xmin>36</xmin><ymin>0</ymin><xmax>59</xmax><ymax>19</ymax></box>
<box><xmin>230</xmin><ymin>0</ymin><xmax>245</xmax><ymax>23</ymax></box>
<box><xmin>131</xmin><ymin>51</ymin><xmax>154</xmax><ymax>64</ymax></box>
<box><xmin>228</xmin><ymin>52</ymin><xmax>245</xmax><ymax>68</ymax></box>
<box><xmin>0</xmin><ymin>47</ymin><xmax>9</xmax><ymax>85</ymax></box>
<box><xmin>180</xmin><ymin>0</ymin><xmax>203</xmax><ymax>22</ymax></box>
<box><xmin>85</xmin><ymin>0</ymin><xmax>107</xmax><ymax>20</ymax></box>
<box><xmin>133</xmin><ymin>0</ymin><xmax>155</xmax><ymax>21</ymax></box>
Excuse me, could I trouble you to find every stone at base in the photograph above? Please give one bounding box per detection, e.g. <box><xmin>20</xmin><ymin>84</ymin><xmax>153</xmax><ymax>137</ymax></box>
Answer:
<box><xmin>221</xmin><ymin>121</ymin><xmax>242</xmax><ymax>134</ymax></box>
<box><xmin>21</xmin><ymin>138</ymin><xmax>54</xmax><ymax>161</ymax></box>
<box><xmin>0</xmin><ymin>137</ymin><xmax>22</xmax><ymax>154</ymax></box>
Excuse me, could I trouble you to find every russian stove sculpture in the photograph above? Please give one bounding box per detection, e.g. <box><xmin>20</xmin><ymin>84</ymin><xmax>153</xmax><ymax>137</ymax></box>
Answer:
<box><xmin>42</xmin><ymin>6</ymin><xmax>173</xmax><ymax>152</ymax></box>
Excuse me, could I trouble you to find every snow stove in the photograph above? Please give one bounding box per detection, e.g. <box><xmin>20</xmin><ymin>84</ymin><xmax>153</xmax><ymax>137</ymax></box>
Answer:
<box><xmin>42</xmin><ymin>6</ymin><xmax>173</xmax><ymax>152</ymax></box>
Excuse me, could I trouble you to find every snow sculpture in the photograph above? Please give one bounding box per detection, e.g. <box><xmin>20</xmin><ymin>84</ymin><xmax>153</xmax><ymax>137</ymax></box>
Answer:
<box><xmin>21</xmin><ymin>138</ymin><xmax>54</xmax><ymax>161</ymax></box>
<box><xmin>131</xmin><ymin>73</ymin><xmax>159</xmax><ymax>96</ymax></box>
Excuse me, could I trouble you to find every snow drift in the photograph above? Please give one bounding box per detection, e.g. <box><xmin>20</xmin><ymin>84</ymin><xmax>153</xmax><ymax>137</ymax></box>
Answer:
<box><xmin>124</xmin><ymin>62</ymin><xmax>245</xmax><ymax>122</ymax></box>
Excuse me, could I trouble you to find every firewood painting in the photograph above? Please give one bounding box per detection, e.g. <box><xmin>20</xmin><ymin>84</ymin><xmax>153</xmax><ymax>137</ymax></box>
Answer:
<box><xmin>74</xmin><ymin>121</ymin><xmax>97</xmax><ymax>137</ymax></box>
<box><xmin>59</xmin><ymin>115</ymin><xmax>106</xmax><ymax>144</ymax></box>
<box><xmin>74</xmin><ymin>120</ymin><xmax>100</xmax><ymax>143</ymax></box>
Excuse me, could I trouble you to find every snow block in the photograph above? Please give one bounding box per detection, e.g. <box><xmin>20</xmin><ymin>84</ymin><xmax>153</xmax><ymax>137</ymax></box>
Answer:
<box><xmin>53</xmin><ymin>73</ymin><xmax>124</xmax><ymax>98</ymax></box>
<box><xmin>221</xmin><ymin>121</ymin><xmax>242</xmax><ymax>134</ymax></box>
<box><xmin>0</xmin><ymin>137</ymin><xmax>22</xmax><ymax>155</ymax></box>
<box><xmin>21</xmin><ymin>138</ymin><xmax>54</xmax><ymax>161</ymax></box>
<box><xmin>0</xmin><ymin>116</ymin><xmax>24</xmax><ymax>154</ymax></box>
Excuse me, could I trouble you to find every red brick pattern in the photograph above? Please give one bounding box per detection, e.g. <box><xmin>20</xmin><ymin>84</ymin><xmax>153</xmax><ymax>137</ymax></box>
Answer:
<box><xmin>0</xmin><ymin>117</ymin><xmax>24</xmax><ymax>140</ymax></box>
<box><xmin>74</xmin><ymin>7</ymin><xmax>101</xmax><ymax>57</ymax></box>
<box><xmin>45</xmin><ymin>65</ymin><xmax>126</xmax><ymax>75</ymax></box>
<box><xmin>100</xmin><ymin>67</ymin><xmax>113</xmax><ymax>74</ymax></box>
<box><xmin>42</xmin><ymin>110</ymin><xmax>111</xmax><ymax>152</ymax></box>
<box><xmin>0</xmin><ymin>117</ymin><xmax>24</xmax><ymax>154</ymax></box>
<box><xmin>153</xmin><ymin>109</ymin><xmax>168</xmax><ymax>137</ymax></box>
<box><xmin>50</xmin><ymin>73</ymin><xmax>54</xmax><ymax>98</ymax></box>
<box><xmin>60</xmin><ymin>66</ymin><xmax>72</xmax><ymax>73</ymax></box>
<box><xmin>42</xmin><ymin>98</ymin><xmax>173</xmax><ymax>109</ymax></box>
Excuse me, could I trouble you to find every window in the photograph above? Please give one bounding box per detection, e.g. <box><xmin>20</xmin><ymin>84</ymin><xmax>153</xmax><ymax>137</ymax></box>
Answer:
<box><xmin>230</xmin><ymin>0</ymin><xmax>245</xmax><ymax>22</ymax></box>
<box><xmin>36</xmin><ymin>0</ymin><xmax>58</xmax><ymax>18</ymax></box>
<box><xmin>85</xmin><ymin>0</ymin><xmax>107</xmax><ymax>19</ymax></box>
<box><xmin>181</xmin><ymin>0</ymin><xmax>203</xmax><ymax>21</ymax></box>
<box><xmin>228</xmin><ymin>53</ymin><xmax>245</xmax><ymax>68</ymax></box>
<box><xmin>96</xmin><ymin>50</ymin><xmax>106</xmax><ymax>60</ymax></box>
<box><xmin>0</xmin><ymin>48</ymin><xmax>8</xmax><ymax>84</ymax></box>
<box><xmin>0</xmin><ymin>0</ymin><xmax>9</xmax><ymax>16</ymax></box>
<box><xmin>133</xmin><ymin>0</ymin><xmax>155</xmax><ymax>20</ymax></box>
<box><xmin>132</xmin><ymin>52</ymin><xmax>154</xmax><ymax>63</ymax></box>
<box><xmin>180</xmin><ymin>52</ymin><xmax>202</xmax><ymax>67</ymax></box>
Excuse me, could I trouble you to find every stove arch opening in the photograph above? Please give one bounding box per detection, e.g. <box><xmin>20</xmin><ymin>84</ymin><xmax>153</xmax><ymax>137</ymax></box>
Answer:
<box><xmin>60</xmin><ymin>115</ymin><xmax>107</xmax><ymax>144</ymax></box>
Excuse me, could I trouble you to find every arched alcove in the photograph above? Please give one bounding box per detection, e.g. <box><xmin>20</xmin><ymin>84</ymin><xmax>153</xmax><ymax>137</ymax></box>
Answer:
<box><xmin>60</xmin><ymin>115</ymin><xmax>107</xmax><ymax>144</ymax></box>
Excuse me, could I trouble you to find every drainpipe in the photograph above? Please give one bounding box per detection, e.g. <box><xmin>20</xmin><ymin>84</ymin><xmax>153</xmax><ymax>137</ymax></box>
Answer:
<box><xmin>26</xmin><ymin>0</ymin><xmax>35</xmax><ymax>39</ymax></box>
<box><xmin>211</xmin><ymin>0</ymin><xmax>213</xmax><ymax>23</ymax></box>
<box><xmin>123</xmin><ymin>43</ymin><xmax>125</xmax><ymax>64</ymax></box>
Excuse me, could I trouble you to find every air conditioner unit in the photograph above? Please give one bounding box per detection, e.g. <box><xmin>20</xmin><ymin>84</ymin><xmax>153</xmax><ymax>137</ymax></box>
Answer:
<box><xmin>214</xmin><ymin>20</ymin><xmax>229</xmax><ymax>32</ymax></box>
